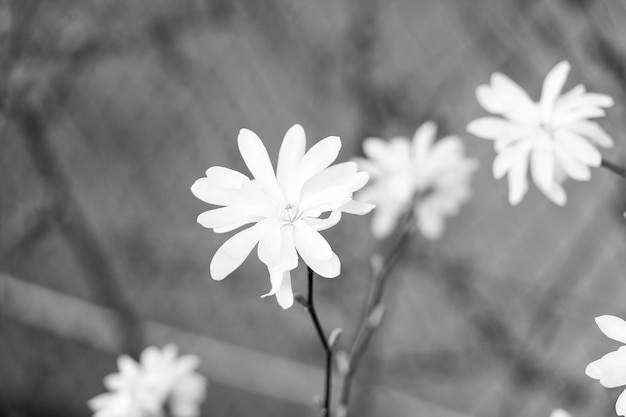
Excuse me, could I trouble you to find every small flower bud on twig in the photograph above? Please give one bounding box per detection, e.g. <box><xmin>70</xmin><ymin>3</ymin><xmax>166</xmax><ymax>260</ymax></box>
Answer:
<box><xmin>367</xmin><ymin>303</ymin><xmax>385</xmax><ymax>329</ymax></box>
<box><xmin>328</xmin><ymin>328</ymin><xmax>343</xmax><ymax>350</ymax></box>
<box><xmin>335</xmin><ymin>350</ymin><xmax>350</xmax><ymax>376</ymax></box>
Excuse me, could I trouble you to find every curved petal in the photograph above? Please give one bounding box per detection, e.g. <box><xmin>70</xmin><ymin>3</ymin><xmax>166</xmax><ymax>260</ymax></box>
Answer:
<box><xmin>257</xmin><ymin>221</ymin><xmax>282</xmax><ymax>267</ymax></box>
<box><xmin>467</xmin><ymin>117</ymin><xmax>514</xmax><ymax>140</ymax></box>
<box><xmin>340</xmin><ymin>200</ymin><xmax>375</xmax><ymax>215</ymax></box>
<box><xmin>295</xmin><ymin>136</ymin><xmax>342</xmax><ymax>187</ymax></box>
<box><xmin>567</xmin><ymin>121</ymin><xmax>614</xmax><ymax>148</ymax></box>
<box><xmin>262</xmin><ymin>266</ymin><xmax>286</xmax><ymax>299</ymax></box>
<box><xmin>299</xmin><ymin>187</ymin><xmax>352</xmax><ymax>218</ymax></box>
<box><xmin>586</xmin><ymin>358</ymin><xmax>603</xmax><ymax>380</ymax></box>
<box><xmin>555</xmin><ymin>130</ymin><xmax>602</xmax><ymax>167</ymax></box>
<box><xmin>490</xmin><ymin>73</ymin><xmax>538</xmax><ymax>123</ymax></box>
<box><xmin>301</xmin><ymin>162</ymin><xmax>366</xmax><ymax>198</ymax></box>
<box><xmin>275</xmin><ymin>271</ymin><xmax>294</xmax><ymax>309</ymax></box>
<box><xmin>238</xmin><ymin>128</ymin><xmax>276</xmax><ymax>183</ymax></box>
<box><xmin>303</xmin><ymin>252</ymin><xmax>341</xmax><ymax>278</ymax></box>
<box><xmin>596</xmin><ymin>315</ymin><xmax>626</xmax><ymax>344</ymax></box>
<box><xmin>293</xmin><ymin>220</ymin><xmax>333</xmax><ymax>261</ymax></box>
<box><xmin>205</xmin><ymin>166</ymin><xmax>249</xmax><ymax>188</ymax></box>
<box><xmin>412</xmin><ymin>121</ymin><xmax>437</xmax><ymax>162</ymax></box>
<box><xmin>507</xmin><ymin>148</ymin><xmax>530</xmax><ymax>205</ymax></box>
<box><xmin>542</xmin><ymin>181</ymin><xmax>567</xmax><ymax>206</ymax></box>
<box><xmin>277</xmin><ymin>124</ymin><xmax>306</xmax><ymax>199</ymax></box>
<box><xmin>540</xmin><ymin>61</ymin><xmax>570</xmax><ymax>118</ymax></box>
<box><xmin>304</xmin><ymin>210</ymin><xmax>342</xmax><ymax>231</ymax></box>
<box><xmin>197</xmin><ymin>206</ymin><xmax>263</xmax><ymax>229</ymax></box>
<box><xmin>476</xmin><ymin>85</ymin><xmax>505</xmax><ymax>114</ymax></box>
<box><xmin>191</xmin><ymin>178</ymin><xmax>249</xmax><ymax>207</ymax></box>
<box><xmin>530</xmin><ymin>149</ymin><xmax>555</xmax><ymax>193</ymax></box>
<box><xmin>554</xmin><ymin>141</ymin><xmax>591</xmax><ymax>181</ymax></box>
<box><xmin>593</xmin><ymin>350</ymin><xmax>626</xmax><ymax>388</ymax></box>
<box><xmin>617</xmin><ymin>388</ymin><xmax>626</xmax><ymax>416</ymax></box>
<box><xmin>210</xmin><ymin>221</ymin><xmax>269</xmax><ymax>280</ymax></box>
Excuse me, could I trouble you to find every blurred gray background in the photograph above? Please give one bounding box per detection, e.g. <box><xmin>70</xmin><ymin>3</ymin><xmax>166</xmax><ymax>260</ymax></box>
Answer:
<box><xmin>2</xmin><ymin>0</ymin><xmax>626</xmax><ymax>416</ymax></box>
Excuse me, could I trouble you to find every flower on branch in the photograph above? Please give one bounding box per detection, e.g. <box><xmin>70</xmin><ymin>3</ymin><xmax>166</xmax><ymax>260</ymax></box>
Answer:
<box><xmin>355</xmin><ymin>121</ymin><xmax>478</xmax><ymax>239</ymax></box>
<box><xmin>586</xmin><ymin>315</ymin><xmax>626</xmax><ymax>416</ymax></box>
<box><xmin>191</xmin><ymin>124</ymin><xmax>374</xmax><ymax>309</ymax></box>
<box><xmin>88</xmin><ymin>344</ymin><xmax>207</xmax><ymax>417</ymax></box>
<box><xmin>467</xmin><ymin>61</ymin><xmax>614</xmax><ymax>206</ymax></box>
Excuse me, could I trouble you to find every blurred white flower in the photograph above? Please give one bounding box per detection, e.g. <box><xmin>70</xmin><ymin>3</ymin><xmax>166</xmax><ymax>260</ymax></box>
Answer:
<box><xmin>467</xmin><ymin>60</ymin><xmax>614</xmax><ymax>206</ymax></box>
<box><xmin>355</xmin><ymin>121</ymin><xmax>478</xmax><ymax>239</ymax></box>
<box><xmin>550</xmin><ymin>409</ymin><xmax>572</xmax><ymax>417</ymax></box>
<box><xmin>88</xmin><ymin>344</ymin><xmax>207</xmax><ymax>417</ymax></box>
<box><xmin>191</xmin><ymin>124</ymin><xmax>374</xmax><ymax>309</ymax></box>
<box><xmin>586</xmin><ymin>315</ymin><xmax>626</xmax><ymax>416</ymax></box>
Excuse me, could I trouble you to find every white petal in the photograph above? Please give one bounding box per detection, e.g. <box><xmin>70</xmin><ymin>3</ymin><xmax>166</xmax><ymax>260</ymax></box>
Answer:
<box><xmin>617</xmin><ymin>388</ymin><xmax>626</xmax><ymax>416</ymax></box>
<box><xmin>543</xmin><ymin>181</ymin><xmax>567</xmax><ymax>206</ymax></box>
<box><xmin>304</xmin><ymin>211</ymin><xmax>342</xmax><ymax>231</ymax></box>
<box><xmin>277</xmin><ymin>124</ymin><xmax>306</xmax><ymax>198</ymax></box>
<box><xmin>554</xmin><ymin>107</ymin><xmax>606</xmax><ymax>126</ymax></box>
<box><xmin>493</xmin><ymin>145</ymin><xmax>519</xmax><ymax>179</ymax></box>
<box><xmin>210</xmin><ymin>221</ymin><xmax>269</xmax><ymax>280</ymax></box>
<box><xmin>371</xmin><ymin>204</ymin><xmax>402</xmax><ymax>238</ymax></box>
<box><xmin>238</xmin><ymin>128</ymin><xmax>278</xmax><ymax>184</ymax></box>
<box><xmin>596</xmin><ymin>315</ymin><xmax>626</xmax><ymax>344</ymax></box>
<box><xmin>586</xmin><ymin>358</ymin><xmax>603</xmax><ymax>380</ymax></box>
<box><xmin>295</xmin><ymin>136</ymin><xmax>341</xmax><ymax>186</ymax></box>
<box><xmin>467</xmin><ymin>117</ymin><xmax>514</xmax><ymax>140</ymax></box>
<box><xmin>304</xmin><ymin>252</ymin><xmax>341</xmax><ymax>278</ymax></box>
<box><xmin>301</xmin><ymin>163</ymin><xmax>366</xmax><ymax>198</ymax></box>
<box><xmin>191</xmin><ymin>178</ymin><xmax>248</xmax><ymax>206</ymax></box>
<box><xmin>257</xmin><ymin>221</ymin><xmax>282</xmax><ymax>266</ymax></box>
<box><xmin>262</xmin><ymin>266</ymin><xmax>285</xmax><ymax>299</ymax></box>
<box><xmin>555</xmin><ymin>130</ymin><xmax>602</xmax><ymax>166</ymax></box>
<box><xmin>197</xmin><ymin>206</ymin><xmax>263</xmax><ymax>229</ymax></box>
<box><xmin>540</xmin><ymin>61</ymin><xmax>570</xmax><ymax>117</ymax></box>
<box><xmin>299</xmin><ymin>187</ymin><xmax>352</xmax><ymax>218</ymax></box>
<box><xmin>530</xmin><ymin>149</ymin><xmax>555</xmax><ymax>193</ymax></box>
<box><xmin>476</xmin><ymin>84</ymin><xmax>505</xmax><ymax>114</ymax></box>
<box><xmin>275</xmin><ymin>271</ymin><xmax>294</xmax><ymax>309</ymax></box>
<box><xmin>340</xmin><ymin>200</ymin><xmax>375</xmax><ymax>215</ymax></box>
<box><xmin>205</xmin><ymin>166</ymin><xmax>249</xmax><ymax>187</ymax></box>
<box><xmin>363</xmin><ymin>137</ymin><xmax>397</xmax><ymax>170</ymax></box>
<box><xmin>417</xmin><ymin>202</ymin><xmax>445</xmax><ymax>240</ymax></box>
<box><xmin>567</xmin><ymin>121</ymin><xmax>614</xmax><ymax>148</ymax></box>
<box><xmin>293</xmin><ymin>220</ymin><xmax>333</xmax><ymax>260</ymax></box>
<box><xmin>490</xmin><ymin>73</ymin><xmax>538</xmax><ymax>123</ymax></box>
<box><xmin>412</xmin><ymin>121</ymin><xmax>437</xmax><ymax>162</ymax></box>
<box><xmin>554</xmin><ymin>141</ymin><xmax>591</xmax><ymax>181</ymax></box>
<box><xmin>507</xmin><ymin>151</ymin><xmax>530</xmax><ymax>205</ymax></box>
<box><xmin>593</xmin><ymin>350</ymin><xmax>626</xmax><ymax>388</ymax></box>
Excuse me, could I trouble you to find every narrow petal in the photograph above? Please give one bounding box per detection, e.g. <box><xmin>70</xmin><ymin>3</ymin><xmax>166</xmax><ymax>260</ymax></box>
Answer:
<box><xmin>304</xmin><ymin>211</ymin><xmax>342</xmax><ymax>231</ymax></box>
<box><xmin>303</xmin><ymin>252</ymin><xmax>341</xmax><ymax>278</ymax></box>
<box><xmin>567</xmin><ymin>121</ymin><xmax>614</xmax><ymax>148</ymax></box>
<box><xmin>507</xmin><ymin>151</ymin><xmax>530</xmax><ymax>205</ymax></box>
<box><xmin>197</xmin><ymin>206</ymin><xmax>263</xmax><ymax>229</ymax></box>
<box><xmin>299</xmin><ymin>187</ymin><xmax>352</xmax><ymax>218</ymax></box>
<box><xmin>554</xmin><ymin>141</ymin><xmax>591</xmax><ymax>181</ymax></box>
<box><xmin>617</xmin><ymin>388</ymin><xmax>626</xmax><ymax>416</ymax></box>
<box><xmin>493</xmin><ymin>140</ymin><xmax>529</xmax><ymax>179</ymax></box>
<box><xmin>277</xmin><ymin>124</ymin><xmax>306</xmax><ymax>198</ymax></box>
<box><xmin>554</xmin><ymin>107</ymin><xmax>606</xmax><ymax>126</ymax></box>
<box><xmin>542</xmin><ymin>181</ymin><xmax>567</xmax><ymax>206</ymax></box>
<box><xmin>340</xmin><ymin>200</ymin><xmax>375</xmax><ymax>215</ymax></box>
<box><xmin>586</xmin><ymin>358</ymin><xmax>603</xmax><ymax>380</ymax></box>
<box><xmin>210</xmin><ymin>221</ymin><xmax>269</xmax><ymax>280</ymax></box>
<box><xmin>191</xmin><ymin>178</ymin><xmax>249</xmax><ymax>206</ymax></box>
<box><xmin>491</xmin><ymin>73</ymin><xmax>538</xmax><ymax>123</ymax></box>
<box><xmin>555</xmin><ymin>130</ymin><xmax>602</xmax><ymax>166</ymax></box>
<box><xmin>301</xmin><ymin>163</ymin><xmax>367</xmax><ymax>198</ymax></box>
<box><xmin>476</xmin><ymin>85</ymin><xmax>505</xmax><ymax>114</ymax></box>
<box><xmin>596</xmin><ymin>315</ymin><xmax>626</xmax><ymax>344</ymax></box>
<box><xmin>205</xmin><ymin>166</ymin><xmax>249</xmax><ymax>188</ymax></box>
<box><xmin>295</xmin><ymin>136</ymin><xmax>341</xmax><ymax>186</ymax></box>
<box><xmin>293</xmin><ymin>220</ymin><xmax>333</xmax><ymax>260</ymax></box>
<box><xmin>262</xmin><ymin>266</ymin><xmax>286</xmax><ymax>299</ymax></box>
<box><xmin>412</xmin><ymin>121</ymin><xmax>437</xmax><ymax>162</ymax></box>
<box><xmin>530</xmin><ymin>149</ymin><xmax>555</xmax><ymax>193</ymax></box>
<box><xmin>540</xmin><ymin>61</ymin><xmax>570</xmax><ymax>117</ymax></box>
<box><xmin>467</xmin><ymin>117</ymin><xmax>514</xmax><ymax>140</ymax></box>
<box><xmin>275</xmin><ymin>271</ymin><xmax>294</xmax><ymax>309</ymax></box>
<box><xmin>593</xmin><ymin>350</ymin><xmax>626</xmax><ymax>388</ymax></box>
<box><xmin>238</xmin><ymin>129</ymin><xmax>276</xmax><ymax>183</ymax></box>
<box><xmin>257</xmin><ymin>221</ymin><xmax>282</xmax><ymax>266</ymax></box>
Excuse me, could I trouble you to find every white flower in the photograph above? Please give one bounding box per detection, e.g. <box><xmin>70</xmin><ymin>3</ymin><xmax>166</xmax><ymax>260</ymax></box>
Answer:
<box><xmin>586</xmin><ymin>315</ymin><xmax>626</xmax><ymax>416</ymax></box>
<box><xmin>191</xmin><ymin>124</ymin><xmax>374</xmax><ymax>309</ymax></box>
<box><xmin>88</xmin><ymin>345</ymin><xmax>207</xmax><ymax>417</ymax></box>
<box><xmin>355</xmin><ymin>121</ymin><xmax>478</xmax><ymax>239</ymax></box>
<box><xmin>467</xmin><ymin>61</ymin><xmax>614</xmax><ymax>206</ymax></box>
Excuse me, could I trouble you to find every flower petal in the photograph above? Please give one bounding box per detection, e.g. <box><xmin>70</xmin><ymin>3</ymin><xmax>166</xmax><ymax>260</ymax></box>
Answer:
<box><xmin>257</xmin><ymin>221</ymin><xmax>282</xmax><ymax>266</ymax></box>
<box><xmin>412</xmin><ymin>121</ymin><xmax>437</xmax><ymax>162</ymax></box>
<box><xmin>530</xmin><ymin>149</ymin><xmax>555</xmax><ymax>194</ymax></box>
<box><xmin>476</xmin><ymin>84</ymin><xmax>505</xmax><ymax>114</ymax></box>
<box><xmin>567</xmin><ymin>121</ymin><xmax>614</xmax><ymax>148</ymax></box>
<box><xmin>467</xmin><ymin>117</ymin><xmax>515</xmax><ymax>140</ymax></box>
<box><xmin>371</xmin><ymin>203</ymin><xmax>403</xmax><ymax>238</ymax></box>
<box><xmin>238</xmin><ymin>128</ymin><xmax>277</xmax><ymax>183</ymax></box>
<box><xmin>507</xmin><ymin>150</ymin><xmax>530</xmax><ymax>205</ymax></box>
<box><xmin>275</xmin><ymin>271</ymin><xmax>294</xmax><ymax>309</ymax></box>
<box><xmin>304</xmin><ymin>252</ymin><xmax>341</xmax><ymax>278</ymax></box>
<box><xmin>596</xmin><ymin>315</ymin><xmax>626</xmax><ymax>344</ymax></box>
<box><xmin>210</xmin><ymin>221</ymin><xmax>269</xmax><ymax>280</ymax></box>
<box><xmin>554</xmin><ymin>141</ymin><xmax>591</xmax><ymax>181</ymax></box>
<box><xmin>340</xmin><ymin>200</ymin><xmax>376</xmax><ymax>215</ymax></box>
<box><xmin>277</xmin><ymin>124</ymin><xmax>306</xmax><ymax>199</ymax></box>
<box><xmin>295</xmin><ymin>135</ymin><xmax>341</xmax><ymax>186</ymax></box>
<box><xmin>304</xmin><ymin>211</ymin><xmax>342</xmax><ymax>231</ymax></box>
<box><xmin>293</xmin><ymin>220</ymin><xmax>333</xmax><ymax>260</ymax></box>
<box><xmin>262</xmin><ymin>266</ymin><xmax>286</xmax><ymax>299</ymax></box>
<box><xmin>540</xmin><ymin>61</ymin><xmax>570</xmax><ymax>117</ymax></box>
<box><xmin>586</xmin><ymin>358</ymin><xmax>603</xmax><ymax>380</ymax></box>
<box><xmin>592</xmin><ymin>350</ymin><xmax>626</xmax><ymax>388</ymax></box>
<box><xmin>197</xmin><ymin>206</ymin><xmax>263</xmax><ymax>229</ymax></box>
<box><xmin>555</xmin><ymin>130</ymin><xmax>602</xmax><ymax>167</ymax></box>
<box><xmin>299</xmin><ymin>187</ymin><xmax>352</xmax><ymax>218</ymax></box>
<box><xmin>617</xmin><ymin>388</ymin><xmax>626</xmax><ymax>416</ymax></box>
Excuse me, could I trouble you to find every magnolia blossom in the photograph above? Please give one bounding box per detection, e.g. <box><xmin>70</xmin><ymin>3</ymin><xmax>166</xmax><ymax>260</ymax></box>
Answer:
<box><xmin>586</xmin><ymin>315</ymin><xmax>626</xmax><ymax>416</ymax></box>
<box><xmin>191</xmin><ymin>124</ymin><xmax>374</xmax><ymax>309</ymax></box>
<box><xmin>355</xmin><ymin>122</ymin><xmax>478</xmax><ymax>239</ymax></box>
<box><xmin>88</xmin><ymin>345</ymin><xmax>207</xmax><ymax>417</ymax></box>
<box><xmin>467</xmin><ymin>60</ymin><xmax>614</xmax><ymax>206</ymax></box>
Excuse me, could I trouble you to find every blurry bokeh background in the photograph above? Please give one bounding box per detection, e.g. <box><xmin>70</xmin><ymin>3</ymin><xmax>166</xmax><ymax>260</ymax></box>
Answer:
<box><xmin>2</xmin><ymin>0</ymin><xmax>626</xmax><ymax>416</ymax></box>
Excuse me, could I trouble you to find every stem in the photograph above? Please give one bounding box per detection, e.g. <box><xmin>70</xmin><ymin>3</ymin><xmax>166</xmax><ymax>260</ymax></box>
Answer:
<box><xmin>304</xmin><ymin>267</ymin><xmax>332</xmax><ymax>416</ymax></box>
<box><xmin>601</xmin><ymin>158</ymin><xmax>626</xmax><ymax>179</ymax></box>
<box><xmin>337</xmin><ymin>211</ymin><xmax>415</xmax><ymax>414</ymax></box>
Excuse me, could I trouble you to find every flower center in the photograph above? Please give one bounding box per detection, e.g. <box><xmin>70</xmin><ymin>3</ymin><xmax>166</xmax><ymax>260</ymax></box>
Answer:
<box><xmin>279</xmin><ymin>203</ymin><xmax>299</xmax><ymax>222</ymax></box>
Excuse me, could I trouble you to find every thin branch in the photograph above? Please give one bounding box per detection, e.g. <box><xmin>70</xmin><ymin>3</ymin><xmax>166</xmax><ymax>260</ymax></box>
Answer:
<box><xmin>337</xmin><ymin>211</ymin><xmax>415</xmax><ymax>415</ymax></box>
<box><xmin>300</xmin><ymin>267</ymin><xmax>332</xmax><ymax>416</ymax></box>
<box><xmin>601</xmin><ymin>158</ymin><xmax>626</xmax><ymax>179</ymax></box>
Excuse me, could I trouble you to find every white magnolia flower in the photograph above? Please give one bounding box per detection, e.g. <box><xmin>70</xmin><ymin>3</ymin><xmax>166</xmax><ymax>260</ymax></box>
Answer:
<box><xmin>467</xmin><ymin>60</ymin><xmax>614</xmax><ymax>206</ymax></box>
<box><xmin>355</xmin><ymin>121</ymin><xmax>478</xmax><ymax>239</ymax></box>
<box><xmin>88</xmin><ymin>345</ymin><xmax>207</xmax><ymax>417</ymax></box>
<box><xmin>586</xmin><ymin>315</ymin><xmax>626</xmax><ymax>416</ymax></box>
<box><xmin>191</xmin><ymin>124</ymin><xmax>374</xmax><ymax>309</ymax></box>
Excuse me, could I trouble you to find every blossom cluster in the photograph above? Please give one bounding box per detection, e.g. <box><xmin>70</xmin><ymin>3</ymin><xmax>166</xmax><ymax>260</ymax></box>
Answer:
<box><xmin>88</xmin><ymin>345</ymin><xmax>207</xmax><ymax>417</ymax></box>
